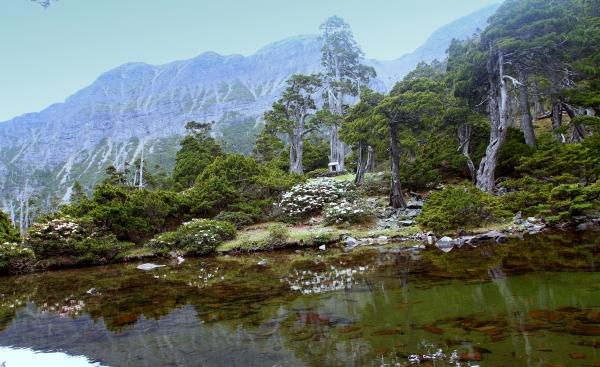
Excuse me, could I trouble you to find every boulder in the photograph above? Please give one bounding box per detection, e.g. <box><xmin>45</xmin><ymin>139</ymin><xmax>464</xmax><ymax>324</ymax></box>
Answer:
<box><xmin>435</xmin><ymin>236</ymin><xmax>455</xmax><ymax>252</ymax></box>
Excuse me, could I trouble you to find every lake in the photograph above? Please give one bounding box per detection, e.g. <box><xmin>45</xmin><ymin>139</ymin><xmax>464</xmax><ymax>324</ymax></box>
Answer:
<box><xmin>0</xmin><ymin>230</ymin><xmax>599</xmax><ymax>366</ymax></box>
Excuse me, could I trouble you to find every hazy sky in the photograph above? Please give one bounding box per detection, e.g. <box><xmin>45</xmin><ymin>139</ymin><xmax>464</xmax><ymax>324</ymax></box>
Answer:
<box><xmin>0</xmin><ymin>0</ymin><xmax>500</xmax><ymax>122</ymax></box>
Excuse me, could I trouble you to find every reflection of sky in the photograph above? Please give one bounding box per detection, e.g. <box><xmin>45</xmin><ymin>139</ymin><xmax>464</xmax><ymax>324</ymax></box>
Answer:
<box><xmin>0</xmin><ymin>346</ymin><xmax>103</xmax><ymax>366</ymax></box>
<box><xmin>283</xmin><ymin>265</ymin><xmax>370</xmax><ymax>294</ymax></box>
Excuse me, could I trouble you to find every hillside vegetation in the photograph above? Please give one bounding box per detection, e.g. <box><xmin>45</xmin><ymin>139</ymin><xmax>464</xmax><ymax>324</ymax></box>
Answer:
<box><xmin>2</xmin><ymin>0</ymin><xmax>600</xmax><ymax>274</ymax></box>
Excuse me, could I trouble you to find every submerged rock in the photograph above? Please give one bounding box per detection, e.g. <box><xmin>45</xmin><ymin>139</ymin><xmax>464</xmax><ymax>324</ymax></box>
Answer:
<box><xmin>137</xmin><ymin>263</ymin><xmax>166</xmax><ymax>270</ymax></box>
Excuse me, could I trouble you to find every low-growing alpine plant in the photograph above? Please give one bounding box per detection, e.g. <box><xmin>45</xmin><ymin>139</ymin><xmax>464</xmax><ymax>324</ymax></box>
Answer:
<box><xmin>146</xmin><ymin>218</ymin><xmax>236</xmax><ymax>256</ymax></box>
<box><xmin>322</xmin><ymin>198</ymin><xmax>373</xmax><ymax>226</ymax></box>
<box><xmin>278</xmin><ymin>178</ymin><xmax>359</xmax><ymax>220</ymax></box>
<box><xmin>24</xmin><ymin>216</ymin><xmax>122</xmax><ymax>264</ymax></box>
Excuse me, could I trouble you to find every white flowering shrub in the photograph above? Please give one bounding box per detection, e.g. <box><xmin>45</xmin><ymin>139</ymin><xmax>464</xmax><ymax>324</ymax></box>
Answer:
<box><xmin>0</xmin><ymin>242</ymin><xmax>35</xmax><ymax>273</ymax></box>
<box><xmin>24</xmin><ymin>216</ymin><xmax>122</xmax><ymax>264</ymax></box>
<box><xmin>278</xmin><ymin>178</ymin><xmax>359</xmax><ymax>220</ymax></box>
<box><xmin>322</xmin><ymin>198</ymin><xmax>373</xmax><ymax>226</ymax></box>
<box><xmin>146</xmin><ymin>219</ymin><xmax>236</xmax><ymax>256</ymax></box>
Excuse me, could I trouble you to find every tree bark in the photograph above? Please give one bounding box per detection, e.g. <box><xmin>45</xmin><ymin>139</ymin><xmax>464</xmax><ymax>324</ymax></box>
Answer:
<box><xmin>518</xmin><ymin>68</ymin><xmax>537</xmax><ymax>148</ymax></box>
<box><xmin>289</xmin><ymin>134</ymin><xmax>304</xmax><ymax>174</ymax></box>
<box><xmin>354</xmin><ymin>140</ymin><xmax>367</xmax><ymax>184</ymax></box>
<box><xmin>551</xmin><ymin>95</ymin><xmax>564</xmax><ymax>143</ymax></box>
<box><xmin>458</xmin><ymin>122</ymin><xmax>477</xmax><ymax>184</ymax></box>
<box><xmin>366</xmin><ymin>146</ymin><xmax>375</xmax><ymax>173</ymax></box>
<box><xmin>476</xmin><ymin>50</ymin><xmax>510</xmax><ymax>193</ymax></box>
<box><xmin>563</xmin><ymin>102</ymin><xmax>586</xmax><ymax>143</ymax></box>
<box><xmin>389</xmin><ymin>123</ymin><xmax>406</xmax><ymax>209</ymax></box>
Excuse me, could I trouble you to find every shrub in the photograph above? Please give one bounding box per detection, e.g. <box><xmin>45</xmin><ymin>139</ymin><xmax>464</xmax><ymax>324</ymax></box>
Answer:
<box><xmin>146</xmin><ymin>219</ymin><xmax>236</xmax><ymax>256</ymax></box>
<box><xmin>0</xmin><ymin>211</ymin><xmax>20</xmax><ymax>244</ymax></box>
<box><xmin>359</xmin><ymin>172</ymin><xmax>391</xmax><ymax>196</ymax></box>
<box><xmin>266</xmin><ymin>222</ymin><xmax>290</xmax><ymax>248</ymax></box>
<box><xmin>278</xmin><ymin>178</ymin><xmax>359</xmax><ymax>220</ymax></box>
<box><xmin>24</xmin><ymin>216</ymin><xmax>123</xmax><ymax>264</ymax></box>
<box><xmin>416</xmin><ymin>185</ymin><xmax>510</xmax><ymax>231</ymax></box>
<box><xmin>0</xmin><ymin>242</ymin><xmax>35</xmax><ymax>273</ymax></box>
<box><xmin>306</xmin><ymin>168</ymin><xmax>329</xmax><ymax>178</ymax></box>
<box><xmin>191</xmin><ymin>154</ymin><xmax>303</xmax><ymax>219</ymax></box>
<box><xmin>501</xmin><ymin>178</ymin><xmax>600</xmax><ymax>223</ymax></box>
<box><xmin>214</xmin><ymin>211</ymin><xmax>254</xmax><ymax>229</ymax></box>
<box><xmin>322</xmin><ymin>198</ymin><xmax>373</xmax><ymax>226</ymax></box>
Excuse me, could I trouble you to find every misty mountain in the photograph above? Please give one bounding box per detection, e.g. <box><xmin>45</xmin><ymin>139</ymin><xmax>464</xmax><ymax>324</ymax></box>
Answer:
<box><xmin>0</xmin><ymin>4</ymin><xmax>499</xmax><ymax>204</ymax></box>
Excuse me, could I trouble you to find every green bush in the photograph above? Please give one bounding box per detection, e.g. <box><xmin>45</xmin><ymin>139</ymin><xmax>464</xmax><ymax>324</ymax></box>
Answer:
<box><xmin>0</xmin><ymin>211</ymin><xmax>20</xmax><ymax>244</ymax></box>
<box><xmin>146</xmin><ymin>218</ymin><xmax>236</xmax><ymax>256</ymax></box>
<box><xmin>359</xmin><ymin>172</ymin><xmax>391</xmax><ymax>196</ymax></box>
<box><xmin>0</xmin><ymin>242</ymin><xmax>35</xmax><ymax>273</ymax></box>
<box><xmin>191</xmin><ymin>154</ymin><xmax>303</xmax><ymax>219</ymax></box>
<box><xmin>416</xmin><ymin>185</ymin><xmax>510</xmax><ymax>231</ymax></box>
<box><xmin>214</xmin><ymin>211</ymin><xmax>253</xmax><ymax>229</ymax></box>
<box><xmin>266</xmin><ymin>222</ymin><xmax>290</xmax><ymax>248</ymax></box>
<box><xmin>24</xmin><ymin>216</ymin><xmax>124</xmax><ymax>264</ymax></box>
<box><xmin>501</xmin><ymin>178</ymin><xmax>600</xmax><ymax>223</ymax></box>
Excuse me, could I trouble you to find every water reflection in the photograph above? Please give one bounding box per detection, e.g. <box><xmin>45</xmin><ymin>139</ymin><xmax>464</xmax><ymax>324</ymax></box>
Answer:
<box><xmin>0</xmin><ymin>231</ymin><xmax>598</xmax><ymax>366</ymax></box>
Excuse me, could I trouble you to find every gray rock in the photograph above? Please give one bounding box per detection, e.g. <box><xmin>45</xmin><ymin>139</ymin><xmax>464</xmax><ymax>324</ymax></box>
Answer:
<box><xmin>435</xmin><ymin>236</ymin><xmax>455</xmax><ymax>252</ymax></box>
<box><xmin>406</xmin><ymin>209</ymin><xmax>420</xmax><ymax>218</ymax></box>
<box><xmin>398</xmin><ymin>219</ymin><xmax>416</xmax><ymax>226</ymax></box>
<box><xmin>137</xmin><ymin>263</ymin><xmax>166</xmax><ymax>270</ymax></box>
<box><xmin>406</xmin><ymin>199</ymin><xmax>425</xmax><ymax>209</ymax></box>
<box><xmin>527</xmin><ymin>217</ymin><xmax>538</xmax><ymax>223</ymax></box>
<box><xmin>345</xmin><ymin>237</ymin><xmax>359</xmax><ymax>247</ymax></box>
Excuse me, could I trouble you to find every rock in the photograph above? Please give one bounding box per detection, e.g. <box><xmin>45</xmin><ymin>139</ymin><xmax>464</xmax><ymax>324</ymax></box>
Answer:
<box><xmin>435</xmin><ymin>236</ymin><xmax>455</xmax><ymax>252</ymax></box>
<box><xmin>86</xmin><ymin>287</ymin><xmax>99</xmax><ymax>295</ymax></box>
<box><xmin>406</xmin><ymin>199</ymin><xmax>425</xmax><ymax>209</ymax></box>
<box><xmin>513</xmin><ymin>211</ymin><xmax>522</xmax><ymax>221</ymax></box>
<box><xmin>577</xmin><ymin>222</ymin><xmax>596</xmax><ymax>231</ymax></box>
<box><xmin>377</xmin><ymin>236</ymin><xmax>389</xmax><ymax>244</ymax></box>
<box><xmin>345</xmin><ymin>237</ymin><xmax>359</xmax><ymax>247</ymax></box>
<box><xmin>527</xmin><ymin>217</ymin><xmax>538</xmax><ymax>223</ymax></box>
<box><xmin>398</xmin><ymin>220</ymin><xmax>416</xmax><ymax>226</ymax></box>
<box><xmin>258</xmin><ymin>259</ymin><xmax>267</xmax><ymax>266</ymax></box>
<box><xmin>318</xmin><ymin>245</ymin><xmax>326</xmax><ymax>250</ymax></box>
<box><xmin>137</xmin><ymin>263</ymin><xmax>166</xmax><ymax>270</ymax></box>
<box><xmin>176</xmin><ymin>256</ymin><xmax>184</xmax><ymax>264</ymax></box>
<box><xmin>406</xmin><ymin>209</ymin><xmax>420</xmax><ymax>218</ymax></box>
<box><xmin>476</xmin><ymin>231</ymin><xmax>508</xmax><ymax>243</ymax></box>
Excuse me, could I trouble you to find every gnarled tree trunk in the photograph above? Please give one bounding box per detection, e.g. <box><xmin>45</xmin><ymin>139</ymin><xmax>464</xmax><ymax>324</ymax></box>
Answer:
<box><xmin>354</xmin><ymin>140</ymin><xmax>367</xmax><ymax>184</ymax></box>
<box><xmin>389</xmin><ymin>123</ymin><xmax>406</xmax><ymax>209</ymax></box>
<box><xmin>458</xmin><ymin>122</ymin><xmax>477</xmax><ymax>184</ymax></box>
<box><xmin>366</xmin><ymin>146</ymin><xmax>375</xmax><ymax>173</ymax></box>
<box><xmin>477</xmin><ymin>50</ymin><xmax>510</xmax><ymax>193</ymax></box>
<box><xmin>518</xmin><ymin>68</ymin><xmax>537</xmax><ymax>148</ymax></box>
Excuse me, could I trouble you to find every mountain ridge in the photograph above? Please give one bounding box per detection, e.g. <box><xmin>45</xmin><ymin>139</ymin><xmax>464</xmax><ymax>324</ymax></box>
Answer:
<box><xmin>0</xmin><ymin>4</ymin><xmax>500</xmax><ymax>205</ymax></box>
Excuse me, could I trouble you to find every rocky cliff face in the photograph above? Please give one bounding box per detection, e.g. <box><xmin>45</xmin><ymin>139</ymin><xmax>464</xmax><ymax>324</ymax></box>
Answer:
<box><xmin>0</xmin><ymin>4</ymin><xmax>499</xmax><ymax>204</ymax></box>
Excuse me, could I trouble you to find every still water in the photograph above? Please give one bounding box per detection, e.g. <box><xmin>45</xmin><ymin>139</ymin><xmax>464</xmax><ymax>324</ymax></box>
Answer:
<box><xmin>0</xmin><ymin>231</ymin><xmax>599</xmax><ymax>367</ymax></box>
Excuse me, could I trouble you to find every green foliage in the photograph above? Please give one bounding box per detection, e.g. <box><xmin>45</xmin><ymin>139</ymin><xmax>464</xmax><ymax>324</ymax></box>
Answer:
<box><xmin>416</xmin><ymin>185</ymin><xmax>510</xmax><ymax>231</ymax></box>
<box><xmin>172</xmin><ymin>126</ymin><xmax>225</xmax><ymax>189</ymax></box>
<box><xmin>0</xmin><ymin>211</ymin><xmax>20</xmax><ymax>244</ymax></box>
<box><xmin>23</xmin><ymin>217</ymin><xmax>127</xmax><ymax>264</ymax></box>
<box><xmin>191</xmin><ymin>154</ymin><xmax>303</xmax><ymax>219</ymax></box>
<box><xmin>516</xmin><ymin>133</ymin><xmax>600</xmax><ymax>185</ymax></box>
<box><xmin>214</xmin><ymin>211</ymin><xmax>254</xmax><ymax>230</ymax></box>
<box><xmin>145</xmin><ymin>219</ymin><xmax>236</xmax><ymax>256</ymax></box>
<box><xmin>266</xmin><ymin>222</ymin><xmax>290</xmax><ymax>248</ymax></box>
<box><xmin>61</xmin><ymin>185</ymin><xmax>185</xmax><ymax>242</ymax></box>
<box><xmin>496</xmin><ymin>127</ymin><xmax>536</xmax><ymax>179</ymax></box>
<box><xmin>359</xmin><ymin>172</ymin><xmax>391</xmax><ymax>196</ymax></box>
<box><xmin>0</xmin><ymin>242</ymin><xmax>35</xmax><ymax>274</ymax></box>
<box><xmin>501</xmin><ymin>177</ymin><xmax>600</xmax><ymax>222</ymax></box>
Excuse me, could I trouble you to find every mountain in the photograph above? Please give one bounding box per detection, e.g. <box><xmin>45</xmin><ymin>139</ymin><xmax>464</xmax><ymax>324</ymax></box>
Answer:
<box><xmin>0</xmin><ymin>4</ymin><xmax>500</xmax><ymax>206</ymax></box>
